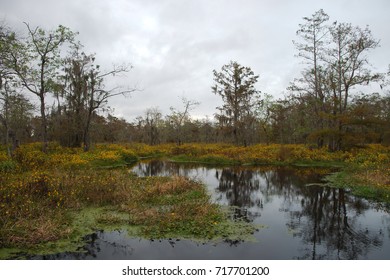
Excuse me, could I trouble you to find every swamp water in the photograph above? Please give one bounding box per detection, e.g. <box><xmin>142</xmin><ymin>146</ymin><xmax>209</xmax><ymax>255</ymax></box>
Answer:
<box><xmin>34</xmin><ymin>161</ymin><xmax>390</xmax><ymax>259</ymax></box>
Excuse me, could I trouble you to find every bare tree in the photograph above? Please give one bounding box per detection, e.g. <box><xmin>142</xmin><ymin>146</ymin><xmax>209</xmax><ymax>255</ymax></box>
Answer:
<box><xmin>7</xmin><ymin>23</ymin><xmax>76</xmax><ymax>152</ymax></box>
<box><xmin>59</xmin><ymin>49</ymin><xmax>135</xmax><ymax>151</ymax></box>
<box><xmin>167</xmin><ymin>97</ymin><xmax>199</xmax><ymax>145</ymax></box>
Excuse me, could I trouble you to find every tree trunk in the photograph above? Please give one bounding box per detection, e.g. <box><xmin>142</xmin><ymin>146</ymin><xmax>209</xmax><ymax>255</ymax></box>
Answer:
<box><xmin>40</xmin><ymin>94</ymin><xmax>48</xmax><ymax>153</ymax></box>
<box><xmin>83</xmin><ymin>110</ymin><xmax>92</xmax><ymax>152</ymax></box>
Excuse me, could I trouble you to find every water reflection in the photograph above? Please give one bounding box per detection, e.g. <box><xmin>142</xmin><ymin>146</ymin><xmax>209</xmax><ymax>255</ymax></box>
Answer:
<box><xmin>131</xmin><ymin>161</ymin><xmax>390</xmax><ymax>260</ymax></box>
<box><xmin>290</xmin><ymin>187</ymin><xmax>383</xmax><ymax>259</ymax></box>
<box><xmin>28</xmin><ymin>161</ymin><xmax>390</xmax><ymax>259</ymax></box>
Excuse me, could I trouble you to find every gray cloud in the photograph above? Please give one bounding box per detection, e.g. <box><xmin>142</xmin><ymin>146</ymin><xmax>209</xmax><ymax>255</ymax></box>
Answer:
<box><xmin>1</xmin><ymin>0</ymin><xmax>389</xmax><ymax>121</ymax></box>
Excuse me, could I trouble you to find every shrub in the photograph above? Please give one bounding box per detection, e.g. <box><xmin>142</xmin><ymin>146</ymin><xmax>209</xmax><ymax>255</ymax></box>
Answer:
<box><xmin>13</xmin><ymin>145</ymin><xmax>48</xmax><ymax>170</ymax></box>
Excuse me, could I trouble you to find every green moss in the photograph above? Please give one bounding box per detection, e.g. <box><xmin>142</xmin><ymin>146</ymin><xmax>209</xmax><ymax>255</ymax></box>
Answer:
<box><xmin>206</xmin><ymin>207</ymin><xmax>267</xmax><ymax>243</ymax></box>
<box><xmin>293</xmin><ymin>161</ymin><xmax>345</xmax><ymax>168</ymax></box>
<box><xmin>169</xmin><ymin>155</ymin><xmax>238</xmax><ymax>165</ymax></box>
<box><xmin>325</xmin><ymin>170</ymin><xmax>390</xmax><ymax>203</ymax></box>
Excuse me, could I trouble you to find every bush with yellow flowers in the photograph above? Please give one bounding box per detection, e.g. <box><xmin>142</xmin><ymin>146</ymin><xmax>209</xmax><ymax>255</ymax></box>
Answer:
<box><xmin>12</xmin><ymin>143</ymin><xmax>48</xmax><ymax>171</ymax></box>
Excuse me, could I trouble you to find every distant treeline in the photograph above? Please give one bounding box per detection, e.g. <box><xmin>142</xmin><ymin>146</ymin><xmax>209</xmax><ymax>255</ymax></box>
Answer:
<box><xmin>1</xmin><ymin>9</ymin><xmax>390</xmax><ymax>154</ymax></box>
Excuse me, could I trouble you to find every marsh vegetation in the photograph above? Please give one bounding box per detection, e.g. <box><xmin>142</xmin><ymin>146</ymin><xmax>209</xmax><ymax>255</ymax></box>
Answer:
<box><xmin>0</xmin><ymin>142</ymin><xmax>389</xmax><ymax>259</ymax></box>
<box><xmin>1</xmin><ymin>8</ymin><xmax>390</xmax><ymax>259</ymax></box>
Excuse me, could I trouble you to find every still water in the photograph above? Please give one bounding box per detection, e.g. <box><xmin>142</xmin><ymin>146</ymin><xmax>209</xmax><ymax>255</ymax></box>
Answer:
<box><xmin>37</xmin><ymin>160</ymin><xmax>390</xmax><ymax>260</ymax></box>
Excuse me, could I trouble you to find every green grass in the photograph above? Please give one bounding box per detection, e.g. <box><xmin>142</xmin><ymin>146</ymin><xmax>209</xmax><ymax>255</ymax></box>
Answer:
<box><xmin>169</xmin><ymin>154</ymin><xmax>239</xmax><ymax>165</ymax></box>
<box><xmin>325</xmin><ymin>169</ymin><xmax>390</xmax><ymax>204</ymax></box>
<box><xmin>292</xmin><ymin>161</ymin><xmax>345</xmax><ymax>168</ymax></box>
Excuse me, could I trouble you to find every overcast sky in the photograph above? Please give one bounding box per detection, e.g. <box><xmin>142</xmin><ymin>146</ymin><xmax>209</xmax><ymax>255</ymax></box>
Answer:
<box><xmin>1</xmin><ymin>0</ymin><xmax>389</xmax><ymax>121</ymax></box>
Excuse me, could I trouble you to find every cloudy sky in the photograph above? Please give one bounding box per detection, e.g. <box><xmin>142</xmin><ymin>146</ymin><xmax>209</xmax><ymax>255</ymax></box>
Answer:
<box><xmin>1</xmin><ymin>0</ymin><xmax>389</xmax><ymax>121</ymax></box>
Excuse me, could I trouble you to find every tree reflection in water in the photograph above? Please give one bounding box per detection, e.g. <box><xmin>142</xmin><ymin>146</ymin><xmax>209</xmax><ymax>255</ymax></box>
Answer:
<box><xmin>214</xmin><ymin>166</ymin><xmax>385</xmax><ymax>259</ymax></box>
<box><xmin>52</xmin><ymin>160</ymin><xmax>386</xmax><ymax>260</ymax></box>
<box><xmin>215</xmin><ymin>168</ymin><xmax>262</xmax><ymax>222</ymax></box>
